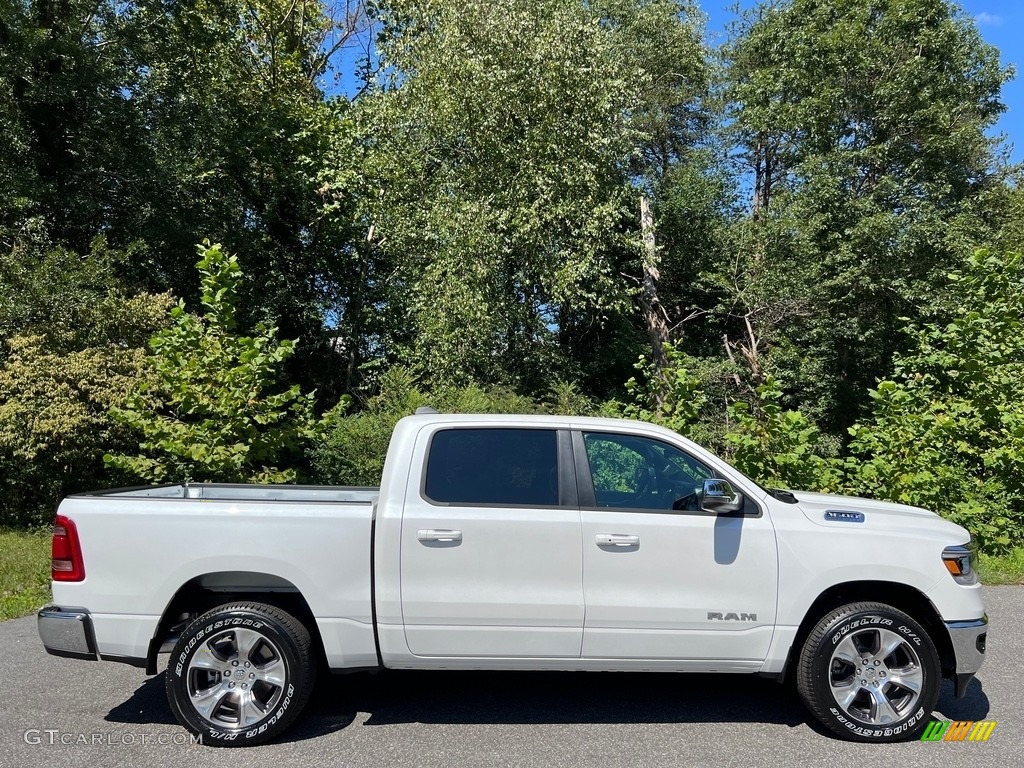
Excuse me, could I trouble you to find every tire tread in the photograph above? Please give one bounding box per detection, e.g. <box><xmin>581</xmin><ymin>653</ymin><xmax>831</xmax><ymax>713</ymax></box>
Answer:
<box><xmin>795</xmin><ymin>601</ymin><xmax>938</xmax><ymax>742</ymax></box>
<box><xmin>165</xmin><ymin>601</ymin><xmax>316</xmax><ymax>747</ymax></box>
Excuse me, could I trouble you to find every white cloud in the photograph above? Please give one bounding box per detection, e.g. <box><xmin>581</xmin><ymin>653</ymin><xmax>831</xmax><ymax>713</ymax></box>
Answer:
<box><xmin>975</xmin><ymin>12</ymin><xmax>1003</xmax><ymax>27</ymax></box>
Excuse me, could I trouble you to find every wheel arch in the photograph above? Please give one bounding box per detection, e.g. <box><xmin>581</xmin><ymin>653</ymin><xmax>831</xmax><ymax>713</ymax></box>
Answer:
<box><xmin>146</xmin><ymin>571</ymin><xmax>323</xmax><ymax>674</ymax></box>
<box><xmin>782</xmin><ymin>580</ymin><xmax>955</xmax><ymax>684</ymax></box>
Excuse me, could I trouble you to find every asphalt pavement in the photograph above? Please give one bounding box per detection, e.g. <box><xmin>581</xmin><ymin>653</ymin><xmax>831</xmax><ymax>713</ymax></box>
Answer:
<box><xmin>2</xmin><ymin>587</ymin><xmax>1019</xmax><ymax>768</ymax></box>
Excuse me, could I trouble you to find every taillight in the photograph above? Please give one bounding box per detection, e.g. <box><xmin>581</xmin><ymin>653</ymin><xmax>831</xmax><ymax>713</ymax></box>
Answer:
<box><xmin>52</xmin><ymin>515</ymin><xmax>85</xmax><ymax>582</ymax></box>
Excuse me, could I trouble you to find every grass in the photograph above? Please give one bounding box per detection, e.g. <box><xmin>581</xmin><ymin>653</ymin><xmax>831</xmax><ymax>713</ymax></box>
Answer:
<box><xmin>979</xmin><ymin>548</ymin><xmax>1024</xmax><ymax>585</ymax></box>
<box><xmin>0</xmin><ymin>529</ymin><xmax>1021</xmax><ymax>622</ymax></box>
<box><xmin>0</xmin><ymin>528</ymin><xmax>52</xmax><ymax>621</ymax></box>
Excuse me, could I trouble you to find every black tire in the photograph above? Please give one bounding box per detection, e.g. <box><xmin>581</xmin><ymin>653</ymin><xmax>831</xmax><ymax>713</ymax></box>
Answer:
<box><xmin>796</xmin><ymin>601</ymin><xmax>940</xmax><ymax>742</ymax></box>
<box><xmin>166</xmin><ymin>602</ymin><xmax>315</xmax><ymax>747</ymax></box>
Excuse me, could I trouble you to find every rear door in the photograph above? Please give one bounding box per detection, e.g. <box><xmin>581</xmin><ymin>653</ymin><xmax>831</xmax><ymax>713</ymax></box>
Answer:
<box><xmin>400</xmin><ymin>426</ymin><xmax>584</xmax><ymax>658</ymax></box>
<box><xmin>577</xmin><ymin>430</ymin><xmax>778</xmax><ymax>668</ymax></box>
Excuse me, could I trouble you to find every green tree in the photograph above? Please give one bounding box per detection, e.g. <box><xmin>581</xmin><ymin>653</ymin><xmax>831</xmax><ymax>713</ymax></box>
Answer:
<box><xmin>0</xmin><ymin>236</ymin><xmax>173</xmax><ymax>524</ymax></box>
<box><xmin>0</xmin><ymin>230</ymin><xmax>144</xmax><ymax>353</ymax></box>
<box><xmin>344</xmin><ymin>0</ymin><xmax>704</xmax><ymax>391</ymax></box>
<box><xmin>614</xmin><ymin>343</ymin><xmax>837</xmax><ymax>490</ymax></box>
<box><xmin>588</xmin><ymin>1</ymin><xmax>715</xmax><ymax>387</ymax></box>
<box><xmin>310</xmin><ymin>366</ymin><xmax>542</xmax><ymax>486</ymax></box>
<box><xmin>725</xmin><ymin>377</ymin><xmax>840</xmax><ymax>491</ymax></box>
<box><xmin>716</xmin><ymin>0</ymin><xmax>1012</xmax><ymax>431</ymax></box>
<box><xmin>619</xmin><ymin>343</ymin><xmax>711</xmax><ymax>440</ymax></box>
<box><xmin>1</xmin><ymin>1</ymin><xmax>370</xmax><ymax>401</ymax></box>
<box><xmin>0</xmin><ymin>0</ymin><xmax>154</xmax><ymax>252</ymax></box>
<box><xmin>106</xmin><ymin>243</ymin><xmax>320</xmax><ymax>484</ymax></box>
<box><xmin>120</xmin><ymin>0</ymin><xmax>369</xmax><ymax>400</ymax></box>
<box><xmin>846</xmin><ymin>249</ymin><xmax>1024</xmax><ymax>553</ymax></box>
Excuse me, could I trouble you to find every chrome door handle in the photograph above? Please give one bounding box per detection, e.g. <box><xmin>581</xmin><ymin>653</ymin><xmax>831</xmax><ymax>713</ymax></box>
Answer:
<box><xmin>596</xmin><ymin>533</ymin><xmax>640</xmax><ymax>547</ymax></box>
<box><xmin>418</xmin><ymin>529</ymin><xmax>463</xmax><ymax>543</ymax></box>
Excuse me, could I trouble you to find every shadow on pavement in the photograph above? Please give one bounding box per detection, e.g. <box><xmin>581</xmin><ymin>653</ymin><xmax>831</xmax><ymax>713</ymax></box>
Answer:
<box><xmin>106</xmin><ymin>667</ymin><xmax>988</xmax><ymax>744</ymax></box>
<box><xmin>935</xmin><ymin>677</ymin><xmax>991</xmax><ymax>721</ymax></box>
<box><xmin>105</xmin><ymin>668</ymin><xmax>807</xmax><ymax>742</ymax></box>
<box><xmin>105</xmin><ymin>672</ymin><xmax>177</xmax><ymax>726</ymax></box>
<box><xmin>280</xmin><ymin>668</ymin><xmax>810</xmax><ymax>742</ymax></box>
<box><xmin>347</xmin><ymin>670</ymin><xmax>807</xmax><ymax>726</ymax></box>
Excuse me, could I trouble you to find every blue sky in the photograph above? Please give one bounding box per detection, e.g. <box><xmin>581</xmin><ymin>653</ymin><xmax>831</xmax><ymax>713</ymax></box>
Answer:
<box><xmin>700</xmin><ymin>0</ymin><xmax>1024</xmax><ymax>163</ymax></box>
<box><xmin>952</xmin><ymin>1</ymin><xmax>1022</xmax><ymax>162</ymax></box>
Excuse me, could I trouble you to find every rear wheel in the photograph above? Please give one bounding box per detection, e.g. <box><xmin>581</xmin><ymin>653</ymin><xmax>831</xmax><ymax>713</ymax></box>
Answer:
<box><xmin>796</xmin><ymin>601</ymin><xmax>939</xmax><ymax>741</ymax></box>
<box><xmin>166</xmin><ymin>602</ymin><xmax>315</xmax><ymax>746</ymax></box>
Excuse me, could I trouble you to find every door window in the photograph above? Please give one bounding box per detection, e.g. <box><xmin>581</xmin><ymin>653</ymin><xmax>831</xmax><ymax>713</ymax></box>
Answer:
<box><xmin>582</xmin><ymin>432</ymin><xmax>715</xmax><ymax>511</ymax></box>
<box><xmin>424</xmin><ymin>428</ymin><xmax>559</xmax><ymax>506</ymax></box>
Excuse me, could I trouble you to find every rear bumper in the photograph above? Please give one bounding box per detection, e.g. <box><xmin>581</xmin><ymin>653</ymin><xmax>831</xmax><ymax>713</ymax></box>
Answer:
<box><xmin>38</xmin><ymin>605</ymin><xmax>98</xmax><ymax>661</ymax></box>
<box><xmin>946</xmin><ymin>614</ymin><xmax>987</xmax><ymax>698</ymax></box>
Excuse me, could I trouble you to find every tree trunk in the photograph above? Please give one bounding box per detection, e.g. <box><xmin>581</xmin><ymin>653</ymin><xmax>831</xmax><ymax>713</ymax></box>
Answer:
<box><xmin>638</xmin><ymin>195</ymin><xmax>670</xmax><ymax>400</ymax></box>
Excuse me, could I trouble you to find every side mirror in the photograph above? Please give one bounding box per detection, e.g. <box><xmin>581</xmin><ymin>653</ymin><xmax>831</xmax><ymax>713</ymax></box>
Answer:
<box><xmin>701</xmin><ymin>478</ymin><xmax>745</xmax><ymax>514</ymax></box>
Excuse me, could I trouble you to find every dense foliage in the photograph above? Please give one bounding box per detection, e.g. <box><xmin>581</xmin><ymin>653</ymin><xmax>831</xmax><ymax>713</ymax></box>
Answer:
<box><xmin>105</xmin><ymin>243</ymin><xmax>320</xmax><ymax>484</ymax></box>
<box><xmin>0</xmin><ymin>240</ymin><xmax>172</xmax><ymax>524</ymax></box>
<box><xmin>844</xmin><ymin>250</ymin><xmax>1024</xmax><ymax>553</ymax></box>
<box><xmin>1</xmin><ymin>0</ymin><xmax>1022</xmax><ymax>552</ymax></box>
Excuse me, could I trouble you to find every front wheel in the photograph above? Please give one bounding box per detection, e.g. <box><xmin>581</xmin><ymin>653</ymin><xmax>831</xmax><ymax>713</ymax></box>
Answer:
<box><xmin>796</xmin><ymin>601</ymin><xmax>940</xmax><ymax>741</ymax></box>
<box><xmin>166</xmin><ymin>602</ymin><xmax>315</xmax><ymax>746</ymax></box>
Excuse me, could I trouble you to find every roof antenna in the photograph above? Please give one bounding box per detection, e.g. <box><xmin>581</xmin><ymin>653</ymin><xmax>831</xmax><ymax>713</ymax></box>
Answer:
<box><xmin>415</xmin><ymin>406</ymin><xmax>439</xmax><ymax>415</ymax></box>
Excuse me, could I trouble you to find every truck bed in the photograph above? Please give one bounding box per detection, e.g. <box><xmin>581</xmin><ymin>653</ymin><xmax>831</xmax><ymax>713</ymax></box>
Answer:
<box><xmin>50</xmin><ymin>482</ymin><xmax>381</xmax><ymax>671</ymax></box>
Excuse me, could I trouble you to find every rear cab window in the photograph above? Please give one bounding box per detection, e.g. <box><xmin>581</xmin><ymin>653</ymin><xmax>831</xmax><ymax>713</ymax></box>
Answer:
<box><xmin>424</xmin><ymin>428</ymin><xmax>559</xmax><ymax>506</ymax></box>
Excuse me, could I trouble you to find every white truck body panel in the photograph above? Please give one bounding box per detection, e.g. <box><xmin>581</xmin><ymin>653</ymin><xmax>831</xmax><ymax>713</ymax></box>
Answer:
<box><xmin>400</xmin><ymin>503</ymin><xmax>585</xmax><ymax>657</ymax></box>
<box><xmin>52</xmin><ymin>490</ymin><xmax>379</xmax><ymax>668</ymax></box>
<box><xmin>579</xmin><ymin>509</ymin><xmax>776</xmax><ymax>665</ymax></box>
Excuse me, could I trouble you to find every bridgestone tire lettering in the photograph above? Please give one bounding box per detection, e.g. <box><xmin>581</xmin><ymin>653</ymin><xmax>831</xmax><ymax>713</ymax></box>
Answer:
<box><xmin>797</xmin><ymin>602</ymin><xmax>940</xmax><ymax>742</ymax></box>
<box><xmin>165</xmin><ymin>603</ymin><xmax>315</xmax><ymax>748</ymax></box>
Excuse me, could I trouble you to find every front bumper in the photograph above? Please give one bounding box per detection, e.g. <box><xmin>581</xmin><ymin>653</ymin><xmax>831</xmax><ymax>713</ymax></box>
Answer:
<box><xmin>946</xmin><ymin>614</ymin><xmax>987</xmax><ymax>698</ymax></box>
<box><xmin>38</xmin><ymin>605</ymin><xmax>98</xmax><ymax>661</ymax></box>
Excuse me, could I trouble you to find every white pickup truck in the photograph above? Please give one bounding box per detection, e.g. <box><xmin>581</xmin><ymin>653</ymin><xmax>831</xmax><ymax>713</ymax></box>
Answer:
<box><xmin>38</xmin><ymin>412</ymin><xmax>986</xmax><ymax>745</ymax></box>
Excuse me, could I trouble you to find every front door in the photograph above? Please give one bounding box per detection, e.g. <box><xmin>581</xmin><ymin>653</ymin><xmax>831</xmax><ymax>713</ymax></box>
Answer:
<box><xmin>577</xmin><ymin>430</ymin><xmax>778</xmax><ymax>668</ymax></box>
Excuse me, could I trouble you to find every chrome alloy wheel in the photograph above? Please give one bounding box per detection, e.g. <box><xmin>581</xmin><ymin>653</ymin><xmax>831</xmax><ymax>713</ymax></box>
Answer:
<box><xmin>185</xmin><ymin>627</ymin><xmax>288</xmax><ymax>728</ymax></box>
<box><xmin>828</xmin><ymin>626</ymin><xmax>924</xmax><ymax>725</ymax></box>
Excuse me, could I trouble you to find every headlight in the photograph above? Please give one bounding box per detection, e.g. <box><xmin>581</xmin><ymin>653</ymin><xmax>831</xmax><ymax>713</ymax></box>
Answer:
<box><xmin>942</xmin><ymin>543</ymin><xmax>978</xmax><ymax>585</ymax></box>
